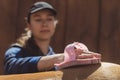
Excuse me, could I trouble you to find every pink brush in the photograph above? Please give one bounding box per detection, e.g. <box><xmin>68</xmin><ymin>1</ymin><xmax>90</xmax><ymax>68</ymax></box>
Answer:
<box><xmin>54</xmin><ymin>42</ymin><xmax>101</xmax><ymax>70</ymax></box>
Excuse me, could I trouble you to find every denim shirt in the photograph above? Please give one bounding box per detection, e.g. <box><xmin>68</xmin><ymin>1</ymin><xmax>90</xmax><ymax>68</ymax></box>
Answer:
<box><xmin>4</xmin><ymin>45</ymin><xmax>55</xmax><ymax>74</ymax></box>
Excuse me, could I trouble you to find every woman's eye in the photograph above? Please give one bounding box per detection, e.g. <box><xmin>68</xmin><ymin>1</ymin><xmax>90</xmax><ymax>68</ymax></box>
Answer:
<box><xmin>47</xmin><ymin>18</ymin><xmax>54</xmax><ymax>22</ymax></box>
<box><xmin>35</xmin><ymin>19</ymin><xmax>42</xmax><ymax>22</ymax></box>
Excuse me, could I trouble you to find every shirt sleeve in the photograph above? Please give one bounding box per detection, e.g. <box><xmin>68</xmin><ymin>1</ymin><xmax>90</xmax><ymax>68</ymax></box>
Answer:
<box><xmin>4</xmin><ymin>47</ymin><xmax>41</xmax><ymax>74</ymax></box>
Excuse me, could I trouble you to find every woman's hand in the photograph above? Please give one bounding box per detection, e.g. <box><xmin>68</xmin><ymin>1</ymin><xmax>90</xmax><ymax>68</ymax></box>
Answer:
<box><xmin>76</xmin><ymin>52</ymin><xmax>101</xmax><ymax>59</ymax></box>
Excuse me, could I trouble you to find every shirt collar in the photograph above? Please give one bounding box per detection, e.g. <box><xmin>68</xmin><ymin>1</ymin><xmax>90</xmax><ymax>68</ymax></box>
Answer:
<box><xmin>47</xmin><ymin>46</ymin><xmax>55</xmax><ymax>55</ymax></box>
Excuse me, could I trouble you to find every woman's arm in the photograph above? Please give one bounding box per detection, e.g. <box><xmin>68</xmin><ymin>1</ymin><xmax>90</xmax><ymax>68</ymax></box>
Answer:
<box><xmin>4</xmin><ymin>46</ymin><xmax>64</xmax><ymax>74</ymax></box>
<box><xmin>37</xmin><ymin>53</ymin><xmax>64</xmax><ymax>71</ymax></box>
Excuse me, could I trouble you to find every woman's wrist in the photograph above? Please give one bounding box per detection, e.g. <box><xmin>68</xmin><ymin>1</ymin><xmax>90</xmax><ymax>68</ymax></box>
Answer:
<box><xmin>55</xmin><ymin>54</ymin><xmax>64</xmax><ymax>64</ymax></box>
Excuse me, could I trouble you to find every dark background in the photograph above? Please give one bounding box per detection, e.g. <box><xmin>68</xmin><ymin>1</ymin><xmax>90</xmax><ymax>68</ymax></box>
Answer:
<box><xmin>0</xmin><ymin>0</ymin><xmax>120</xmax><ymax>74</ymax></box>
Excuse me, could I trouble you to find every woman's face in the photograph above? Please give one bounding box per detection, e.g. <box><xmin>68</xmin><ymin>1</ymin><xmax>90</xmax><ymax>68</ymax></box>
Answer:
<box><xmin>28</xmin><ymin>9</ymin><xmax>57</xmax><ymax>41</ymax></box>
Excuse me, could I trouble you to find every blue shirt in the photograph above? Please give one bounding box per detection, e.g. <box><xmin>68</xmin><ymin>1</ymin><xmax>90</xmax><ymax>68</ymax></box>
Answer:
<box><xmin>4</xmin><ymin>45</ymin><xmax>55</xmax><ymax>74</ymax></box>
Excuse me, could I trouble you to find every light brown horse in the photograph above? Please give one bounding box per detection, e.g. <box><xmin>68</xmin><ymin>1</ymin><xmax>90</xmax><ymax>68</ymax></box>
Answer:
<box><xmin>62</xmin><ymin>62</ymin><xmax>120</xmax><ymax>80</ymax></box>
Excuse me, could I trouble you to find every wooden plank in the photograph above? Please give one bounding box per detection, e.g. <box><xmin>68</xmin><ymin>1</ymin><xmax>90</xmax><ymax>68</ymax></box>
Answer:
<box><xmin>100</xmin><ymin>0</ymin><xmax>120</xmax><ymax>64</ymax></box>
<box><xmin>65</xmin><ymin>0</ymin><xmax>99</xmax><ymax>52</ymax></box>
<box><xmin>0</xmin><ymin>0</ymin><xmax>18</xmax><ymax>74</ymax></box>
<box><xmin>50</xmin><ymin>0</ymin><xmax>68</xmax><ymax>52</ymax></box>
<box><xmin>0</xmin><ymin>71</ymin><xmax>63</xmax><ymax>80</ymax></box>
<box><xmin>15</xmin><ymin>0</ymin><xmax>36</xmax><ymax>38</ymax></box>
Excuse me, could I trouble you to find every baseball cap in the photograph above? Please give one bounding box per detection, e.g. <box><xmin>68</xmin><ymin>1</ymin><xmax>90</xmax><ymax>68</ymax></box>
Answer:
<box><xmin>29</xmin><ymin>2</ymin><xmax>57</xmax><ymax>15</ymax></box>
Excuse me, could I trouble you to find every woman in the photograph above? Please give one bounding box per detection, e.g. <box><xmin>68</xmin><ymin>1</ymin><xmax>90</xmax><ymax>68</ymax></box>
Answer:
<box><xmin>4</xmin><ymin>1</ymin><xmax>101</xmax><ymax>74</ymax></box>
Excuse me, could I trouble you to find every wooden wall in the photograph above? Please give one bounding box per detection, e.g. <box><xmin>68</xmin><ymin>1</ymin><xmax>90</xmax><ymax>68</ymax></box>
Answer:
<box><xmin>0</xmin><ymin>0</ymin><xmax>120</xmax><ymax>74</ymax></box>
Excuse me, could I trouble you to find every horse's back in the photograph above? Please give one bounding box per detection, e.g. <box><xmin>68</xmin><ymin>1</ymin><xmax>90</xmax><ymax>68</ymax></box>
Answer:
<box><xmin>62</xmin><ymin>62</ymin><xmax>120</xmax><ymax>80</ymax></box>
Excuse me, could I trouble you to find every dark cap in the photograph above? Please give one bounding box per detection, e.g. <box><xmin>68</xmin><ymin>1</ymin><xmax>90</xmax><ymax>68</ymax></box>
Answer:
<box><xmin>29</xmin><ymin>2</ymin><xmax>57</xmax><ymax>15</ymax></box>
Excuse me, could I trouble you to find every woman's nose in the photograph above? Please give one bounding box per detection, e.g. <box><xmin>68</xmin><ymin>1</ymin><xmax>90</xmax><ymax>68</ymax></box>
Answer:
<box><xmin>42</xmin><ymin>20</ymin><xmax>48</xmax><ymax>26</ymax></box>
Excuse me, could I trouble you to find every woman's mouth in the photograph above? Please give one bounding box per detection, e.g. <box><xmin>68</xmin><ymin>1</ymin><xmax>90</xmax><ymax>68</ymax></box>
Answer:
<box><xmin>40</xmin><ymin>30</ymin><xmax>50</xmax><ymax>33</ymax></box>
